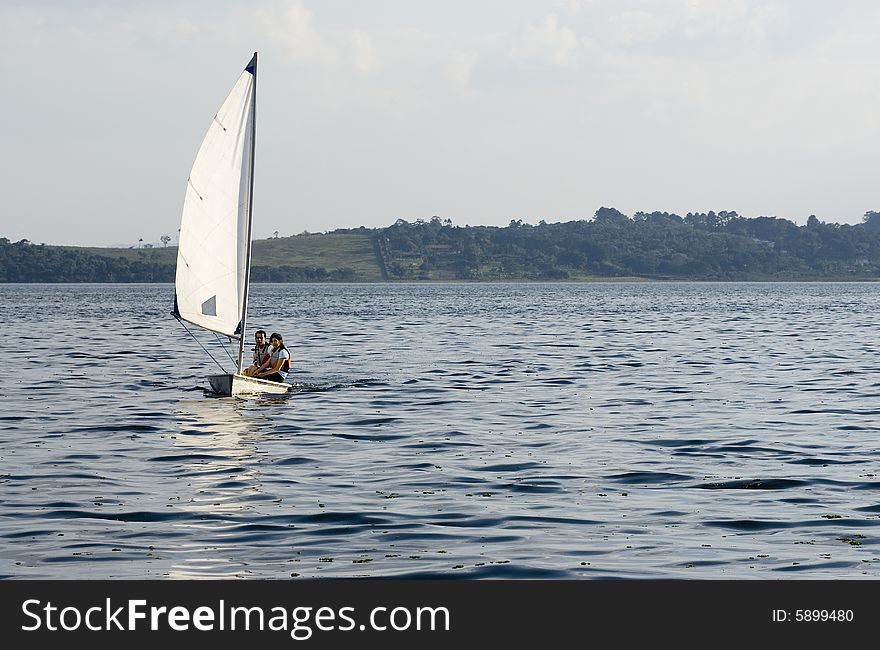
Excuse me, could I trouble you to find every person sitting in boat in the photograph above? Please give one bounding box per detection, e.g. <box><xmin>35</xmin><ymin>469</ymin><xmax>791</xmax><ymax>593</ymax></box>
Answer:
<box><xmin>255</xmin><ymin>332</ymin><xmax>291</xmax><ymax>382</ymax></box>
<box><xmin>242</xmin><ymin>330</ymin><xmax>271</xmax><ymax>377</ymax></box>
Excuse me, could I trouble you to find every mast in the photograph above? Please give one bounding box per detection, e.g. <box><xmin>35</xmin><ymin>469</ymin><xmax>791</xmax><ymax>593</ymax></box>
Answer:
<box><xmin>237</xmin><ymin>52</ymin><xmax>258</xmax><ymax>374</ymax></box>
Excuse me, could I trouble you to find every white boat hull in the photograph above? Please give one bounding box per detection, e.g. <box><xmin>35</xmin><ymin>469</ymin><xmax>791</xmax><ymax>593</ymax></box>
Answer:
<box><xmin>208</xmin><ymin>373</ymin><xmax>291</xmax><ymax>396</ymax></box>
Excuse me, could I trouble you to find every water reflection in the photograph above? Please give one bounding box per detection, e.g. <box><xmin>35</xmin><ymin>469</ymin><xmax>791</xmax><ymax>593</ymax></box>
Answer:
<box><xmin>165</xmin><ymin>398</ymin><xmax>270</xmax><ymax>578</ymax></box>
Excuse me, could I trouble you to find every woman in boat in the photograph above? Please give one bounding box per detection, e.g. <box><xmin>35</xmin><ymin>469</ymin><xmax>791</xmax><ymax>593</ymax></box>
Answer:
<box><xmin>242</xmin><ymin>330</ymin><xmax>271</xmax><ymax>376</ymax></box>
<box><xmin>255</xmin><ymin>332</ymin><xmax>291</xmax><ymax>382</ymax></box>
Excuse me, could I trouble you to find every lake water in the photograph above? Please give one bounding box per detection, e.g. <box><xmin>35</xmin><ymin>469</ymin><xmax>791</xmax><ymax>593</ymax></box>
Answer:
<box><xmin>2</xmin><ymin>282</ymin><xmax>880</xmax><ymax>579</ymax></box>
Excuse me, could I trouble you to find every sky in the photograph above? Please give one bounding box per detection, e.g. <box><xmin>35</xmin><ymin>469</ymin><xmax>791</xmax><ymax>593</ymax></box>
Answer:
<box><xmin>1</xmin><ymin>0</ymin><xmax>879</xmax><ymax>247</ymax></box>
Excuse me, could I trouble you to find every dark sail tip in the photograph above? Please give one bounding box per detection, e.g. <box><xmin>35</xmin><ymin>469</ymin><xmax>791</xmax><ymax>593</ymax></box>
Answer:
<box><xmin>245</xmin><ymin>53</ymin><xmax>257</xmax><ymax>75</ymax></box>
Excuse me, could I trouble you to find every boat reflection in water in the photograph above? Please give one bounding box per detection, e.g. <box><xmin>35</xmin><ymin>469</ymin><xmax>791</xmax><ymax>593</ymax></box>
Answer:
<box><xmin>163</xmin><ymin>397</ymin><xmax>277</xmax><ymax>578</ymax></box>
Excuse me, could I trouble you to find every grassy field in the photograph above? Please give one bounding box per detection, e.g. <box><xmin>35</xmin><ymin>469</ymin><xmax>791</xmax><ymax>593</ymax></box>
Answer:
<box><xmin>65</xmin><ymin>245</ymin><xmax>177</xmax><ymax>263</ymax></box>
<box><xmin>254</xmin><ymin>234</ymin><xmax>382</xmax><ymax>279</ymax></box>
<box><xmin>65</xmin><ymin>233</ymin><xmax>384</xmax><ymax>279</ymax></box>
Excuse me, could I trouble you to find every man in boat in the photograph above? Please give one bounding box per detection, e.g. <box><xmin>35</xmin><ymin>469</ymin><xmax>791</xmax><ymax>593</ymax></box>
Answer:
<box><xmin>255</xmin><ymin>333</ymin><xmax>291</xmax><ymax>382</ymax></box>
<box><xmin>242</xmin><ymin>330</ymin><xmax>272</xmax><ymax>376</ymax></box>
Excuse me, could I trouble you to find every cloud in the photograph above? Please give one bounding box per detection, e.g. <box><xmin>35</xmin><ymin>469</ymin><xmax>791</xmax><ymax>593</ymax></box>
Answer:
<box><xmin>254</xmin><ymin>0</ymin><xmax>335</xmax><ymax>65</ymax></box>
<box><xmin>513</xmin><ymin>13</ymin><xmax>579</xmax><ymax>67</ymax></box>
<box><xmin>351</xmin><ymin>30</ymin><xmax>378</xmax><ymax>74</ymax></box>
<box><xmin>560</xmin><ymin>0</ymin><xmax>589</xmax><ymax>13</ymax></box>
<box><xmin>443</xmin><ymin>50</ymin><xmax>478</xmax><ymax>96</ymax></box>
<box><xmin>608</xmin><ymin>10</ymin><xmax>668</xmax><ymax>45</ymax></box>
<box><xmin>681</xmin><ymin>0</ymin><xmax>789</xmax><ymax>43</ymax></box>
<box><xmin>744</xmin><ymin>3</ymin><xmax>790</xmax><ymax>41</ymax></box>
<box><xmin>252</xmin><ymin>0</ymin><xmax>380</xmax><ymax>75</ymax></box>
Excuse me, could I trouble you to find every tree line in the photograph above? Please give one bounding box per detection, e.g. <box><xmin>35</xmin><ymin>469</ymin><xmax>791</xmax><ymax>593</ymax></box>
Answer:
<box><xmin>0</xmin><ymin>240</ymin><xmax>175</xmax><ymax>282</ymax></box>
<box><xmin>3</xmin><ymin>209</ymin><xmax>880</xmax><ymax>282</ymax></box>
<box><xmin>375</xmin><ymin>209</ymin><xmax>880</xmax><ymax>280</ymax></box>
<box><xmin>0</xmin><ymin>239</ymin><xmax>358</xmax><ymax>283</ymax></box>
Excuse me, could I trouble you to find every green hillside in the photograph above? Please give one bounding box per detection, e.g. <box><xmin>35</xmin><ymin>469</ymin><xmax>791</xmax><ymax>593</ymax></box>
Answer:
<box><xmin>67</xmin><ymin>245</ymin><xmax>176</xmax><ymax>263</ymax></box>
<box><xmin>252</xmin><ymin>233</ymin><xmax>383</xmax><ymax>279</ymax></box>
<box><xmin>6</xmin><ymin>209</ymin><xmax>880</xmax><ymax>282</ymax></box>
<box><xmin>51</xmin><ymin>232</ymin><xmax>385</xmax><ymax>282</ymax></box>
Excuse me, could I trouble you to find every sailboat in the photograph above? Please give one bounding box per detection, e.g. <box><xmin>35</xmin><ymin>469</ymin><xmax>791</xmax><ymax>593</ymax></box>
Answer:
<box><xmin>173</xmin><ymin>52</ymin><xmax>290</xmax><ymax>396</ymax></box>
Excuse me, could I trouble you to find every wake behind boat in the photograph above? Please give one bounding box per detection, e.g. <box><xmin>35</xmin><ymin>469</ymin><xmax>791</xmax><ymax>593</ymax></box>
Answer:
<box><xmin>172</xmin><ymin>53</ymin><xmax>290</xmax><ymax>397</ymax></box>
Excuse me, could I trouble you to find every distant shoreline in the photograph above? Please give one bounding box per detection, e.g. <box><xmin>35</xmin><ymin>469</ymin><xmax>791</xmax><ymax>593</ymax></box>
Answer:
<box><xmin>5</xmin><ymin>278</ymin><xmax>880</xmax><ymax>285</ymax></box>
<box><xmin>5</xmin><ymin>210</ymin><xmax>880</xmax><ymax>282</ymax></box>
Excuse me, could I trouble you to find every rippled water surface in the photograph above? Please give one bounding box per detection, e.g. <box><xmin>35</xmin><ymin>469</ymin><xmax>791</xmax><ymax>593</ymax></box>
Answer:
<box><xmin>2</xmin><ymin>282</ymin><xmax>880</xmax><ymax>579</ymax></box>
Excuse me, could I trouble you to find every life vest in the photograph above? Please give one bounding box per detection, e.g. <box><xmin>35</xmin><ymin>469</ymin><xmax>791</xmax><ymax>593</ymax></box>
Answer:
<box><xmin>252</xmin><ymin>343</ymin><xmax>271</xmax><ymax>366</ymax></box>
<box><xmin>279</xmin><ymin>347</ymin><xmax>292</xmax><ymax>372</ymax></box>
<box><xmin>270</xmin><ymin>346</ymin><xmax>291</xmax><ymax>372</ymax></box>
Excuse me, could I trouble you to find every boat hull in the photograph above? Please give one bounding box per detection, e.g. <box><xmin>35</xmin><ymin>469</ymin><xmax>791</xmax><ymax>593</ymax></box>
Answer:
<box><xmin>208</xmin><ymin>373</ymin><xmax>291</xmax><ymax>396</ymax></box>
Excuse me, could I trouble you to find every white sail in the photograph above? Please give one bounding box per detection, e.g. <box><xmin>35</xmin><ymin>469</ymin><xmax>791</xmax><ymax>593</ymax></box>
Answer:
<box><xmin>174</xmin><ymin>58</ymin><xmax>255</xmax><ymax>338</ymax></box>
<box><xmin>173</xmin><ymin>54</ymin><xmax>285</xmax><ymax>396</ymax></box>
